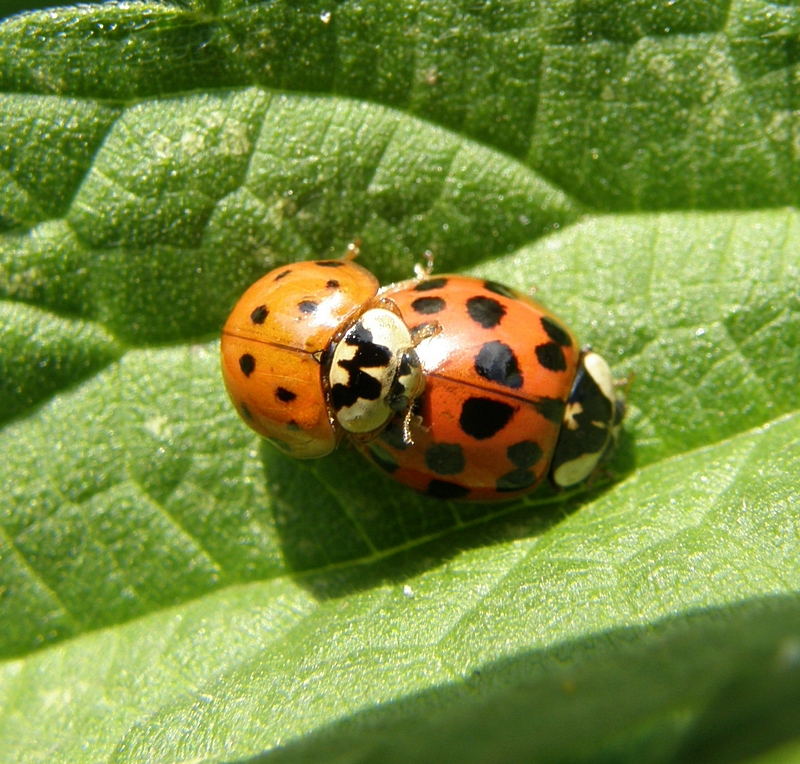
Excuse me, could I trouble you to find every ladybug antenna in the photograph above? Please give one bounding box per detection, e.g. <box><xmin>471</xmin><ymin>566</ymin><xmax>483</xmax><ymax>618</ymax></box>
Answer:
<box><xmin>343</xmin><ymin>239</ymin><xmax>362</xmax><ymax>261</ymax></box>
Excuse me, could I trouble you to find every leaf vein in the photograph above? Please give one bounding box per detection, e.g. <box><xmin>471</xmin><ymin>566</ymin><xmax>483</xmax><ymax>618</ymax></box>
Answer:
<box><xmin>0</xmin><ymin>521</ymin><xmax>79</xmax><ymax>631</ymax></box>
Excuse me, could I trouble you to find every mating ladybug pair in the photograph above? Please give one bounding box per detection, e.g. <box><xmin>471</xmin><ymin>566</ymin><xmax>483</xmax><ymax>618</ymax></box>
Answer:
<box><xmin>220</xmin><ymin>252</ymin><xmax>626</xmax><ymax>501</ymax></box>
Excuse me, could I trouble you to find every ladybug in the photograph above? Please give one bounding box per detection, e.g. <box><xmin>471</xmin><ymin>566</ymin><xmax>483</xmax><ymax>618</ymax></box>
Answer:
<box><xmin>357</xmin><ymin>275</ymin><xmax>626</xmax><ymax>501</ymax></box>
<box><xmin>220</xmin><ymin>257</ymin><xmax>426</xmax><ymax>458</ymax></box>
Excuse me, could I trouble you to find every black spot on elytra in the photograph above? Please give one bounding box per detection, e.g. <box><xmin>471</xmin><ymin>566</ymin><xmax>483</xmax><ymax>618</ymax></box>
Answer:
<box><xmin>467</xmin><ymin>296</ymin><xmax>506</xmax><ymax>329</ymax></box>
<box><xmin>411</xmin><ymin>296</ymin><xmax>445</xmax><ymax>315</ymax></box>
<box><xmin>415</xmin><ymin>277</ymin><xmax>448</xmax><ymax>291</ymax></box>
<box><xmin>250</xmin><ymin>304</ymin><xmax>269</xmax><ymax>324</ymax></box>
<box><xmin>298</xmin><ymin>300</ymin><xmax>318</xmax><ymax>314</ymax></box>
<box><xmin>541</xmin><ymin>316</ymin><xmax>572</xmax><ymax>347</ymax></box>
<box><xmin>427</xmin><ymin>479</ymin><xmax>470</xmax><ymax>500</ymax></box>
<box><xmin>239</xmin><ymin>353</ymin><xmax>256</xmax><ymax>377</ymax></box>
<box><xmin>326</xmin><ymin>279</ymin><xmax>340</xmax><ymax>289</ymax></box>
<box><xmin>459</xmin><ymin>397</ymin><xmax>515</xmax><ymax>440</ymax></box>
<box><xmin>316</xmin><ymin>260</ymin><xmax>345</xmax><ymax>268</ymax></box>
<box><xmin>240</xmin><ymin>402</ymin><xmax>253</xmax><ymax>421</ymax></box>
<box><xmin>483</xmin><ymin>280</ymin><xmax>518</xmax><ymax>299</ymax></box>
<box><xmin>475</xmin><ymin>341</ymin><xmax>523</xmax><ymax>389</ymax></box>
<box><xmin>331</xmin><ymin>322</ymin><xmax>393</xmax><ymax>411</ymax></box>
<box><xmin>536</xmin><ymin>342</ymin><xmax>567</xmax><ymax>372</ymax></box>
<box><xmin>534</xmin><ymin>397</ymin><xmax>565</xmax><ymax>423</ymax></box>
<box><xmin>507</xmin><ymin>440</ymin><xmax>543</xmax><ymax>469</ymax></box>
<box><xmin>379</xmin><ymin>417</ymin><xmax>410</xmax><ymax>450</ymax></box>
<box><xmin>274</xmin><ymin>269</ymin><xmax>292</xmax><ymax>281</ymax></box>
<box><xmin>368</xmin><ymin>443</ymin><xmax>399</xmax><ymax>473</ymax></box>
<box><xmin>276</xmin><ymin>387</ymin><xmax>297</xmax><ymax>403</ymax></box>
<box><xmin>424</xmin><ymin>443</ymin><xmax>465</xmax><ymax>475</ymax></box>
<box><xmin>496</xmin><ymin>469</ymin><xmax>537</xmax><ymax>492</ymax></box>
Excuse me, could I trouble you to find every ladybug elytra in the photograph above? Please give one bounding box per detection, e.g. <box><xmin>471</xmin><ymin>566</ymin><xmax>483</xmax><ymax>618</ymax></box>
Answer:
<box><xmin>356</xmin><ymin>275</ymin><xmax>626</xmax><ymax>500</ymax></box>
<box><xmin>220</xmin><ymin>258</ymin><xmax>424</xmax><ymax>458</ymax></box>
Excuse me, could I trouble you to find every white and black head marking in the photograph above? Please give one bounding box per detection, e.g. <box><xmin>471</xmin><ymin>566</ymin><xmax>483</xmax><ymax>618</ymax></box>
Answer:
<box><xmin>550</xmin><ymin>350</ymin><xmax>623</xmax><ymax>488</ymax></box>
<box><xmin>329</xmin><ymin>308</ymin><xmax>424</xmax><ymax>434</ymax></box>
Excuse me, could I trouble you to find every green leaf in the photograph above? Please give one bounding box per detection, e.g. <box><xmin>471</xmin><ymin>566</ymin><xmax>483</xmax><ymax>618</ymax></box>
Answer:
<box><xmin>482</xmin><ymin>211</ymin><xmax>800</xmax><ymax>467</ymax></box>
<box><xmin>2</xmin><ymin>414</ymin><xmax>799</xmax><ymax>762</ymax></box>
<box><xmin>0</xmin><ymin>1</ymin><xmax>798</xmax><ymax>763</ymax></box>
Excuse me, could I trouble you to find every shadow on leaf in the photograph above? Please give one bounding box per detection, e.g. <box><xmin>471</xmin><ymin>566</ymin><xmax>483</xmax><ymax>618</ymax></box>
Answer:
<box><xmin>261</xmin><ymin>437</ymin><xmax>627</xmax><ymax>601</ymax></box>
<box><xmin>239</xmin><ymin>593</ymin><xmax>800</xmax><ymax>764</ymax></box>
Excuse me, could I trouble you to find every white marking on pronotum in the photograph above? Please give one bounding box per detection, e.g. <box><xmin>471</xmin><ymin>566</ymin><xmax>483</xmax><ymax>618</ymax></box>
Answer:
<box><xmin>331</xmin><ymin>309</ymin><xmax>423</xmax><ymax>434</ymax></box>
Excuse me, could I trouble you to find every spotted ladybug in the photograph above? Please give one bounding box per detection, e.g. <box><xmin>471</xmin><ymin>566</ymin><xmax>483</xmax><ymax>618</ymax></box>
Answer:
<box><xmin>357</xmin><ymin>275</ymin><xmax>626</xmax><ymax>501</ymax></box>
<box><xmin>220</xmin><ymin>257</ymin><xmax>425</xmax><ymax>457</ymax></box>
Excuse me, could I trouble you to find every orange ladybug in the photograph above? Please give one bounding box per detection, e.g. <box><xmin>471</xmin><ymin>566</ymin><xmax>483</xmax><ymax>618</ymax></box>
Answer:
<box><xmin>357</xmin><ymin>275</ymin><xmax>626</xmax><ymax>500</ymax></box>
<box><xmin>220</xmin><ymin>258</ymin><xmax>426</xmax><ymax>457</ymax></box>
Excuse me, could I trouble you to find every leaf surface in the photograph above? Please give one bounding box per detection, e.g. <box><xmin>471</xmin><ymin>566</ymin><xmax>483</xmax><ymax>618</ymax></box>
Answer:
<box><xmin>0</xmin><ymin>1</ymin><xmax>798</xmax><ymax>763</ymax></box>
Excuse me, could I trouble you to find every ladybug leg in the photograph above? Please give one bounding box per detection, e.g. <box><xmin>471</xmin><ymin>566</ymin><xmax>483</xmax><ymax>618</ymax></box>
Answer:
<box><xmin>401</xmin><ymin>405</ymin><xmax>416</xmax><ymax>446</ymax></box>
<box><xmin>615</xmin><ymin>370</ymin><xmax>635</xmax><ymax>398</ymax></box>
<box><xmin>398</xmin><ymin>388</ymin><xmax>432</xmax><ymax>446</ymax></box>
<box><xmin>549</xmin><ymin>349</ymin><xmax>625</xmax><ymax>489</ymax></box>
<box><xmin>410</xmin><ymin>321</ymin><xmax>442</xmax><ymax>345</ymax></box>
<box><xmin>413</xmin><ymin>249</ymin><xmax>435</xmax><ymax>279</ymax></box>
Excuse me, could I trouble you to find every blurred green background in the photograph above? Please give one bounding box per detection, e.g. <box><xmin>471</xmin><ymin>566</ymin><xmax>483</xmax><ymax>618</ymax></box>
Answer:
<box><xmin>2</xmin><ymin>0</ymin><xmax>75</xmax><ymax>21</ymax></box>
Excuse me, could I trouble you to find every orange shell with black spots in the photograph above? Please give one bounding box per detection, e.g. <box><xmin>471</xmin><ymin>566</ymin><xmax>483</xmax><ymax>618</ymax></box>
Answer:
<box><xmin>358</xmin><ymin>275</ymin><xmax>580</xmax><ymax>500</ymax></box>
<box><xmin>220</xmin><ymin>259</ymin><xmax>379</xmax><ymax>457</ymax></box>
